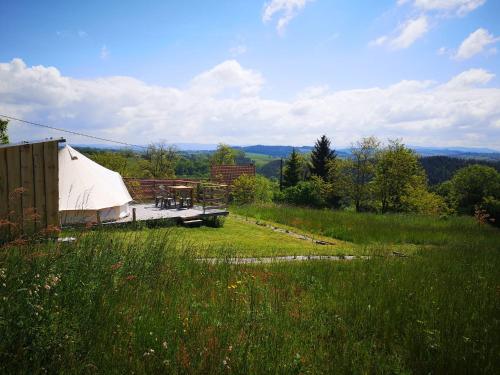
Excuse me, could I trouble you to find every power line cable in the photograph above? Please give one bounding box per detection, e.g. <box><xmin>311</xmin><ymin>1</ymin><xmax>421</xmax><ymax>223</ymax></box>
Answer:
<box><xmin>0</xmin><ymin>114</ymin><xmax>148</xmax><ymax>149</ymax></box>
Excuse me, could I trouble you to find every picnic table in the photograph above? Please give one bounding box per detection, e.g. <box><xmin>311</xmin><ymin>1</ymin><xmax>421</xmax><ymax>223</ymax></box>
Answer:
<box><xmin>168</xmin><ymin>185</ymin><xmax>194</xmax><ymax>209</ymax></box>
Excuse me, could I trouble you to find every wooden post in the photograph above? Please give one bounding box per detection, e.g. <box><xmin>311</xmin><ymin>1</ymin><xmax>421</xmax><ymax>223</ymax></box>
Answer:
<box><xmin>96</xmin><ymin>211</ymin><xmax>101</xmax><ymax>225</ymax></box>
<box><xmin>132</xmin><ymin>207</ymin><xmax>136</xmax><ymax>222</ymax></box>
<box><xmin>203</xmin><ymin>186</ymin><xmax>206</xmax><ymax>214</ymax></box>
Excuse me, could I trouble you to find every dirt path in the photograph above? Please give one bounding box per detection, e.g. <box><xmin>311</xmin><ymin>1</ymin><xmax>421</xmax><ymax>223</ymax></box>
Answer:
<box><xmin>197</xmin><ymin>254</ymin><xmax>370</xmax><ymax>264</ymax></box>
<box><xmin>233</xmin><ymin>215</ymin><xmax>336</xmax><ymax>245</ymax></box>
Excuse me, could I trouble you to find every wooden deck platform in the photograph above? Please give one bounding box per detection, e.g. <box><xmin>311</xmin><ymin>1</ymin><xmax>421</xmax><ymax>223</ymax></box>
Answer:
<box><xmin>112</xmin><ymin>203</ymin><xmax>228</xmax><ymax>224</ymax></box>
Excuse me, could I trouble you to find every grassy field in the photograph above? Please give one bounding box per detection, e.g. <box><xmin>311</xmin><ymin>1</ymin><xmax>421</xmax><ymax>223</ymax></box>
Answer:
<box><xmin>233</xmin><ymin>204</ymin><xmax>500</xmax><ymax>248</ymax></box>
<box><xmin>1</xmin><ymin>207</ymin><xmax>499</xmax><ymax>373</ymax></box>
<box><xmin>107</xmin><ymin>215</ymin><xmax>359</xmax><ymax>257</ymax></box>
<box><xmin>244</xmin><ymin>152</ymin><xmax>279</xmax><ymax>168</ymax></box>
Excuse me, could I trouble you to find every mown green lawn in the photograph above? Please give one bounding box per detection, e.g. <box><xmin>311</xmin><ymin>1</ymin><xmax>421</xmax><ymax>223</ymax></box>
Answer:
<box><xmin>104</xmin><ymin>215</ymin><xmax>422</xmax><ymax>257</ymax></box>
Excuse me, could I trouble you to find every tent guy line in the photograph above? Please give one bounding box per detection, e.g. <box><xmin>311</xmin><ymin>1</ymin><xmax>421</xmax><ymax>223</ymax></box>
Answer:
<box><xmin>0</xmin><ymin>114</ymin><xmax>148</xmax><ymax>149</ymax></box>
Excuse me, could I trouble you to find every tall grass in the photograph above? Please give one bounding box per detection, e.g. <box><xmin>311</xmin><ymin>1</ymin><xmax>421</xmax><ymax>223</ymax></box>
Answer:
<box><xmin>233</xmin><ymin>204</ymin><xmax>500</xmax><ymax>247</ymax></box>
<box><xmin>1</xmin><ymin>227</ymin><xmax>499</xmax><ymax>373</ymax></box>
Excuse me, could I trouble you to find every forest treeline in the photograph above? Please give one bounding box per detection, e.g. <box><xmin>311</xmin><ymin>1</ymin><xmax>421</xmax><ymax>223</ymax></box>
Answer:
<box><xmin>79</xmin><ymin>138</ymin><xmax>500</xmax><ymax>225</ymax></box>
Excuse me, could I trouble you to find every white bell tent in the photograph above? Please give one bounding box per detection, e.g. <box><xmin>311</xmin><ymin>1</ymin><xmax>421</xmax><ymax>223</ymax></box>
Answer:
<box><xmin>58</xmin><ymin>145</ymin><xmax>133</xmax><ymax>225</ymax></box>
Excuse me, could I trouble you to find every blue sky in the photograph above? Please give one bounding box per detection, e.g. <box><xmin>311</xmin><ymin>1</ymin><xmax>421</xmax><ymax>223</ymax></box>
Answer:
<box><xmin>1</xmin><ymin>0</ymin><xmax>500</xmax><ymax>148</ymax></box>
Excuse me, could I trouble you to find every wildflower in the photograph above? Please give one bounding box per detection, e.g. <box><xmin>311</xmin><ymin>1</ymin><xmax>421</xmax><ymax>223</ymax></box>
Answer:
<box><xmin>162</xmin><ymin>341</ymin><xmax>168</xmax><ymax>349</ymax></box>
<box><xmin>110</xmin><ymin>261</ymin><xmax>124</xmax><ymax>271</ymax></box>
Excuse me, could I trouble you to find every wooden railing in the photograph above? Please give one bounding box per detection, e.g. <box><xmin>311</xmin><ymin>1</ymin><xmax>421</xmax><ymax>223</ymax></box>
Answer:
<box><xmin>199</xmin><ymin>183</ymin><xmax>229</xmax><ymax>213</ymax></box>
<box><xmin>124</xmin><ymin>178</ymin><xmax>229</xmax><ymax>212</ymax></box>
<box><xmin>124</xmin><ymin>178</ymin><xmax>203</xmax><ymax>201</ymax></box>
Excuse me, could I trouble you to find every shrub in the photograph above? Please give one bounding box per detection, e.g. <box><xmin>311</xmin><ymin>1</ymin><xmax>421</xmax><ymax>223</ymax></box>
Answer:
<box><xmin>282</xmin><ymin>177</ymin><xmax>327</xmax><ymax>208</ymax></box>
<box><xmin>231</xmin><ymin>175</ymin><xmax>274</xmax><ymax>205</ymax></box>
<box><xmin>401</xmin><ymin>186</ymin><xmax>449</xmax><ymax>215</ymax></box>
<box><xmin>450</xmin><ymin>165</ymin><xmax>500</xmax><ymax>214</ymax></box>
<box><xmin>481</xmin><ymin>196</ymin><xmax>500</xmax><ymax>227</ymax></box>
<box><xmin>204</xmin><ymin>215</ymin><xmax>226</xmax><ymax>227</ymax></box>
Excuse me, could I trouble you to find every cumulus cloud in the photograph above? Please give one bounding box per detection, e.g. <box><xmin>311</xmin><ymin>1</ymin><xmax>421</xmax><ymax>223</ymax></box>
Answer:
<box><xmin>409</xmin><ymin>0</ymin><xmax>486</xmax><ymax>16</ymax></box>
<box><xmin>443</xmin><ymin>68</ymin><xmax>494</xmax><ymax>88</ymax></box>
<box><xmin>1</xmin><ymin>59</ymin><xmax>500</xmax><ymax>148</ymax></box>
<box><xmin>377</xmin><ymin>1</ymin><xmax>485</xmax><ymax>51</ymax></box>
<box><xmin>373</xmin><ymin>16</ymin><xmax>429</xmax><ymax>49</ymax></box>
<box><xmin>262</xmin><ymin>0</ymin><xmax>313</xmax><ymax>34</ymax></box>
<box><xmin>455</xmin><ymin>28</ymin><xmax>500</xmax><ymax>60</ymax></box>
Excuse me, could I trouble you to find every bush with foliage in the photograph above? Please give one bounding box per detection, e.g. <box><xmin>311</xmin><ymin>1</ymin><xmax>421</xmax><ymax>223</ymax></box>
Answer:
<box><xmin>282</xmin><ymin>177</ymin><xmax>328</xmax><ymax>208</ymax></box>
<box><xmin>401</xmin><ymin>185</ymin><xmax>448</xmax><ymax>215</ymax></box>
<box><xmin>449</xmin><ymin>164</ymin><xmax>500</xmax><ymax>214</ymax></box>
<box><xmin>231</xmin><ymin>175</ymin><xmax>275</xmax><ymax>205</ymax></box>
<box><xmin>480</xmin><ymin>196</ymin><xmax>500</xmax><ymax>227</ymax></box>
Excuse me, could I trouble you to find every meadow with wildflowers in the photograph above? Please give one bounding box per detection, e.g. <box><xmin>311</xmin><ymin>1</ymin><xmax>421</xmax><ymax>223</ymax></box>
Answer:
<box><xmin>1</xmin><ymin>210</ymin><xmax>499</xmax><ymax>374</ymax></box>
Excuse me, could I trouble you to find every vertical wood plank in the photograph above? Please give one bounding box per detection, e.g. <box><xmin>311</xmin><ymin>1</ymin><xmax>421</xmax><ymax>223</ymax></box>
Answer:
<box><xmin>20</xmin><ymin>144</ymin><xmax>35</xmax><ymax>236</ymax></box>
<box><xmin>44</xmin><ymin>141</ymin><xmax>59</xmax><ymax>230</ymax></box>
<box><xmin>0</xmin><ymin>148</ymin><xmax>9</xmax><ymax>241</ymax></box>
<box><xmin>6</xmin><ymin>146</ymin><xmax>22</xmax><ymax>238</ymax></box>
<box><xmin>32</xmin><ymin>143</ymin><xmax>47</xmax><ymax>231</ymax></box>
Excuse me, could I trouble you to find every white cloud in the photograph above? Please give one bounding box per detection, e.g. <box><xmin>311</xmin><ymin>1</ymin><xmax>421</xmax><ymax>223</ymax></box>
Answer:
<box><xmin>410</xmin><ymin>0</ymin><xmax>486</xmax><ymax>16</ymax></box>
<box><xmin>230</xmin><ymin>45</ymin><xmax>247</xmax><ymax>56</ymax></box>
<box><xmin>189</xmin><ymin>60</ymin><xmax>263</xmax><ymax>96</ymax></box>
<box><xmin>262</xmin><ymin>0</ymin><xmax>313</xmax><ymax>34</ymax></box>
<box><xmin>1</xmin><ymin>59</ymin><xmax>500</xmax><ymax>148</ymax></box>
<box><xmin>373</xmin><ymin>16</ymin><xmax>429</xmax><ymax>49</ymax></box>
<box><xmin>437</xmin><ymin>46</ymin><xmax>449</xmax><ymax>55</ymax></box>
<box><xmin>100</xmin><ymin>45</ymin><xmax>110</xmax><ymax>60</ymax></box>
<box><xmin>78</xmin><ymin>30</ymin><xmax>88</xmax><ymax>38</ymax></box>
<box><xmin>443</xmin><ymin>68</ymin><xmax>494</xmax><ymax>88</ymax></box>
<box><xmin>378</xmin><ymin>1</ymin><xmax>485</xmax><ymax>52</ymax></box>
<box><xmin>455</xmin><ymin>28</ymin><xmax>500</xmax><ymax>60</ymax></box>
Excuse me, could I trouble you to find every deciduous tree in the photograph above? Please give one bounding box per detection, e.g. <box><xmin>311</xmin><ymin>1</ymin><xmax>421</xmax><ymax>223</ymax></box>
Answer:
<box><xmin>374</xmin><ymin>139</ymin><xmax>427</xmax><ymax>213</ymax></box>
<box><xmin>146</xmin><ymin>142</ymin><xmax>178</xmax><ymax>178</ymax></box>
<box><xmin>0</xmin><ymin>119</ymin><xmax>9</xmax><ymax>144</ymax></box>
<box><xmin>211</xmin><ymin>143</ymin><xmax>237</xmax><ymax>165</ymax></box>
<box><xmin>450</xmin><ymin>165</ymin><xmax>500</xmax><ymax>214</ymax></box>
<box><xmin>349</xmin><ymin>136</ymin><xmax>380</xmax><ymax>211</ymax></box>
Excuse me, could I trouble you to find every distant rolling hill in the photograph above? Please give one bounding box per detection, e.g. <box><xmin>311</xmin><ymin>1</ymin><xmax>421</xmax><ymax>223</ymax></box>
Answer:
<box><xmin>235</xmin><ymin>144</ymin><xmax>500</xmax><ymax>161</ymax></box>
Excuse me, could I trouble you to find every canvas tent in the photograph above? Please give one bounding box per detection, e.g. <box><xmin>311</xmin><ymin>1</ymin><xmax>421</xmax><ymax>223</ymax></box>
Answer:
<box><xmin>59</xmin><ymin>145</ymin><xmax>133</xmax><ymax>225</ymax></box>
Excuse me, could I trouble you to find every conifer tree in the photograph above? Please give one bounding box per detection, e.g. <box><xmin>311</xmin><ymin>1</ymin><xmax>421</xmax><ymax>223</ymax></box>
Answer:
<box><xmin>283</xmin><ymin>148</ymin><xmax>301</xmax><ymax>187</ymax></box>
<box><xmin>310</xmin><ymin>135</ymin><xmax>335</xmax><ymax>179</ymax></box>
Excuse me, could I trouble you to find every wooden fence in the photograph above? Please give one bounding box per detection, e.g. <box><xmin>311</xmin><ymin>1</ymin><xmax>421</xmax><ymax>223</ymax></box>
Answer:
<box><xmin>211</xmin><ymin>164</ymin><xmax>256</xmax><ymax>185</ymax></box>
<box><xmin>0</xmin><ymin>139</ymin><xmax>64</xmax><ymax>243</ymax></box>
